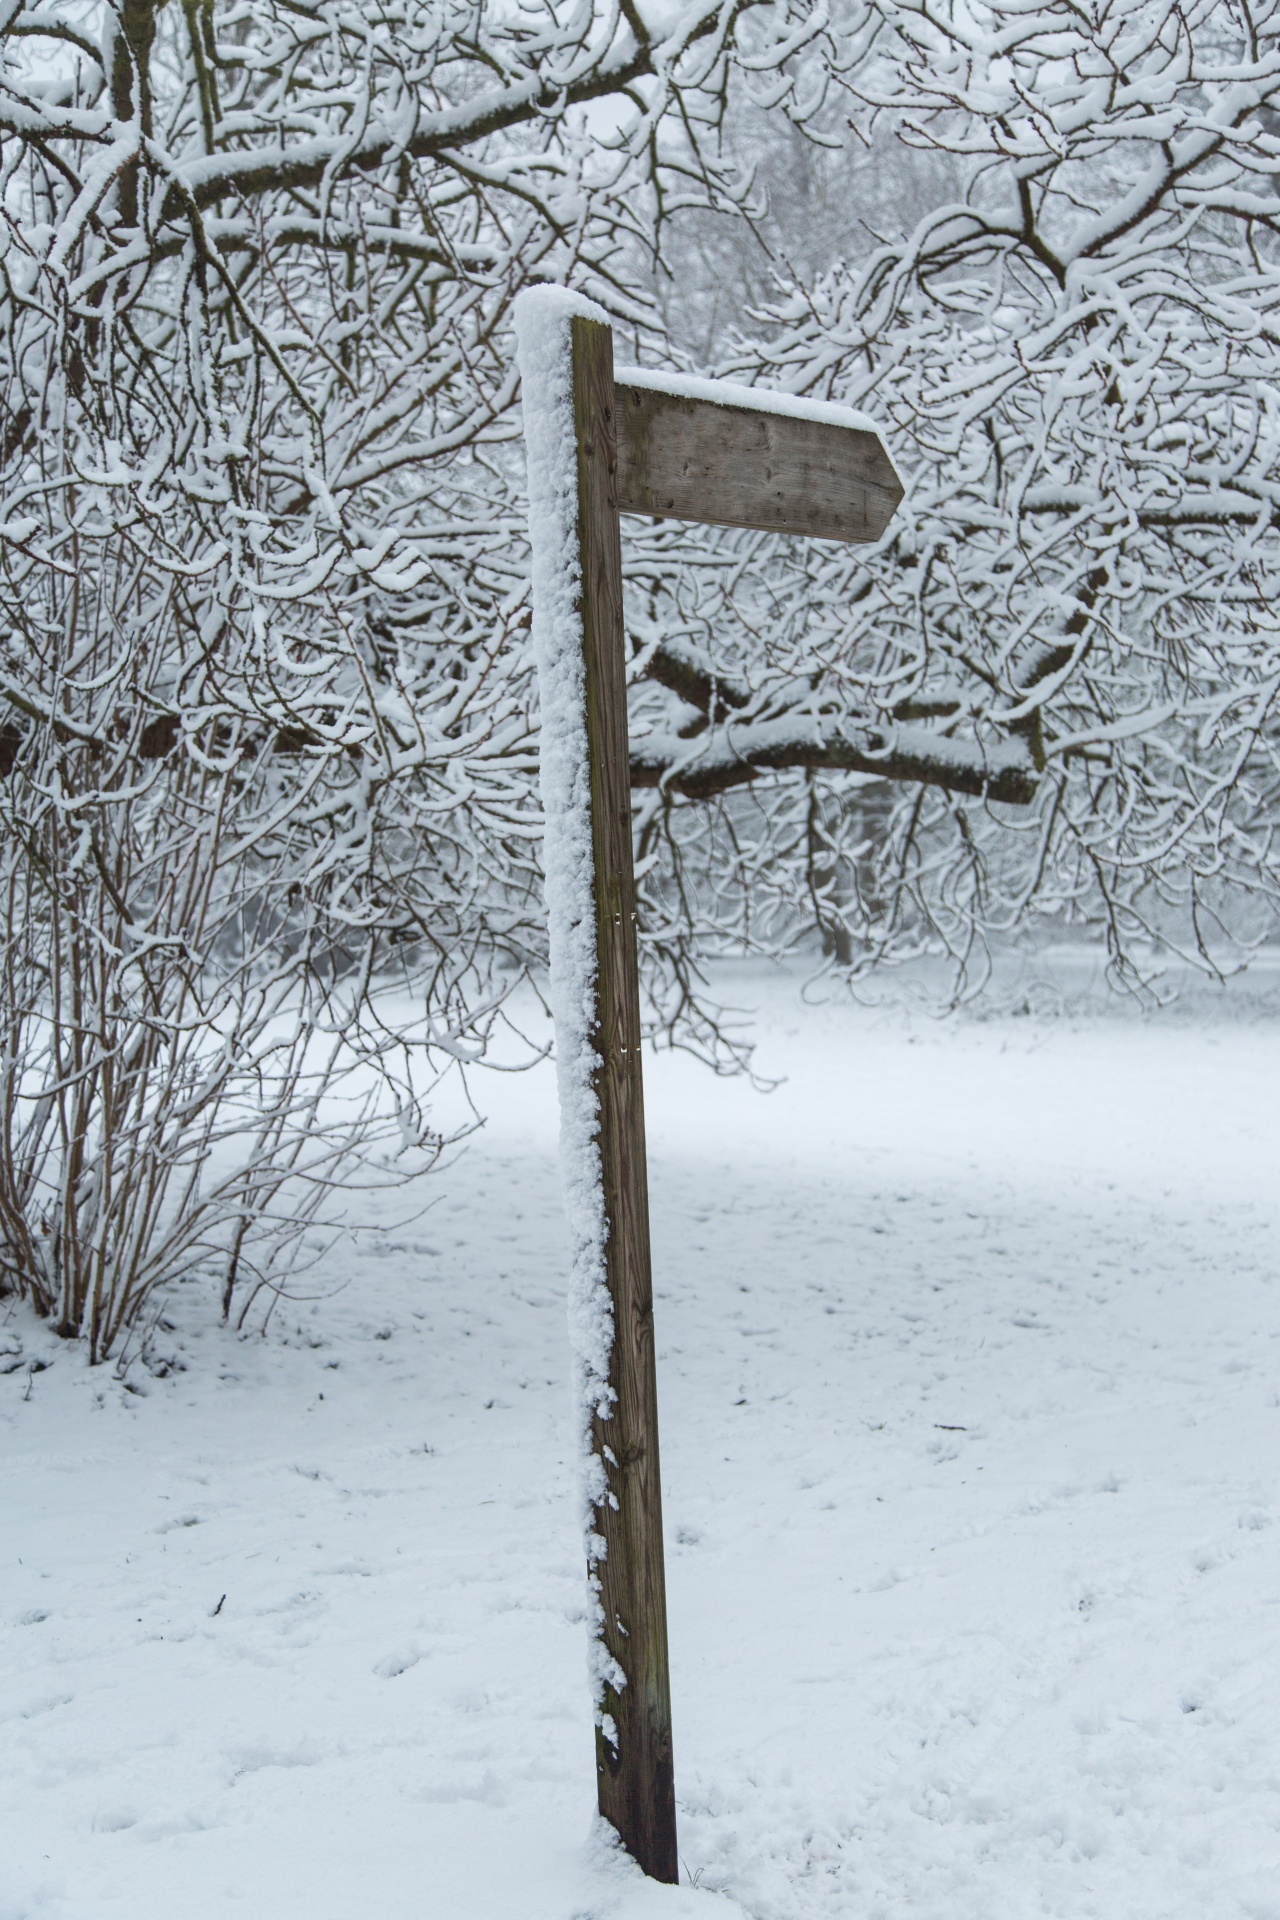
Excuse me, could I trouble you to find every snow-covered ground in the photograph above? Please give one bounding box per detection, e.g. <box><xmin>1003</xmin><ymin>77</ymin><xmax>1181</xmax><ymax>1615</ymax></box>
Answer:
<box><xmin>5</xmin><ymin>971</ymin><xmax>1280</xmax><ymax>1920</ymax></box>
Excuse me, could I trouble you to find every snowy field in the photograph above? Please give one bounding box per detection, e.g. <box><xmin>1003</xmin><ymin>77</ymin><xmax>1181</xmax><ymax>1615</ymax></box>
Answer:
<box><xmin>4</xmin><ymin>967</ymin><xmax>1280</xmax><ymax>1920</ymax></box>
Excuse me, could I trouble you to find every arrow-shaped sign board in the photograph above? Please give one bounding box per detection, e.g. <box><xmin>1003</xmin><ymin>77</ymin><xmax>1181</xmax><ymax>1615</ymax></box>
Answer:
<box><xmin>614</xmin><ymin>370</ymin><xmax>903</xmax><ymax>542</ymax></box>
<box><xmin>515</xmin><ymin>290</ymin><xmax>903</xmax><ymax>1885</ymax></box>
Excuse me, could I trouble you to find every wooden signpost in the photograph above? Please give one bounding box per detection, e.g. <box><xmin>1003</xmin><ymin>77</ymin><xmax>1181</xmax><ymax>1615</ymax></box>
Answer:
<box><xmin>535</xmin><ymin>307</ymin><xmax>903</xmax><ymax>1884</ymax></box>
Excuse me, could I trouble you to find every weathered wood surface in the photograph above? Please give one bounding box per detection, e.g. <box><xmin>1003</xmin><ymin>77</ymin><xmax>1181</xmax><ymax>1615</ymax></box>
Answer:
<box><xmin>614</xmin><ymin>379</ymin><xmax>903</xmax><ymax>542</ymax></box>
<box><xmin>570</xmin><ymin>316</ymin><xmax>679</xmax><ymax>1886</ymax></box>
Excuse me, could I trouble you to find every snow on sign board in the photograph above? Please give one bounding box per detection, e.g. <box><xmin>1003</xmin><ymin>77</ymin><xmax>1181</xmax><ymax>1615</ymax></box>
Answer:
<box><xmin>514</xmin><ymin>284</ymin><xmax>904</xmax><ymax>1883</ymax></box>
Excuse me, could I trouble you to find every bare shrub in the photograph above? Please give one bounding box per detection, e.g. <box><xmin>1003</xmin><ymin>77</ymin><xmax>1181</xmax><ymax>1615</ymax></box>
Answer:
<box><xmin>0</xmin><ymin>501</ymin><xmax>474</xmax><ymax>1357</ymax></box>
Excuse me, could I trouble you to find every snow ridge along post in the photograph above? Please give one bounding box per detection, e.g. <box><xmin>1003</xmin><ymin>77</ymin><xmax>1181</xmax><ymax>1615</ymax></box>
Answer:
<box><xmin>514</xmin><ymin>287</ymin><xmax>678</xmax><ymax>1883</ymax></box>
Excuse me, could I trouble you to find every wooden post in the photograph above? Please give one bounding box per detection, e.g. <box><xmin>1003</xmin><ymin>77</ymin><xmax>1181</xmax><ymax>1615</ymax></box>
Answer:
<box><xmin>519</xmin><ymin>289</ymin><xmax>905</xmax><ymax>1882</ymax></box>
<box><xmin>569</xmin><ymin>315</ymin><xmax>678</xmax><ymax>1884</ymax></box>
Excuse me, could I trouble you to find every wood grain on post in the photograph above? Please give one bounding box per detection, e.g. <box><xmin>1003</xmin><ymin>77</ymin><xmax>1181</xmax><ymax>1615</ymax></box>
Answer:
<box><xmin>570</xmin><ymin>316</ymin><xmax>679</xmax><ymax>1885</ymax></box>
<box><xmin>615</xmin><ymin>379</ymin><xmax>903</xmax><ymax>543</ymax></box>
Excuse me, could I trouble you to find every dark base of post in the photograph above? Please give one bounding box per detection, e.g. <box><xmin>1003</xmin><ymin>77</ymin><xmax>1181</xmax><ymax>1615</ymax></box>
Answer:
<box><xmin>596</xmin><ymin>1718</ymin><xmax>678</xmax><ymax>1883</ymax></box>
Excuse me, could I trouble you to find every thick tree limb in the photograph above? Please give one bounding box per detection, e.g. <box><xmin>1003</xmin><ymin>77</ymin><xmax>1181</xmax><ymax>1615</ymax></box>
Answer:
<box><xmin>629</xmin><ymin>716</ymin><xmax>1038</xmax><ymax>804</ymax></box>
<box><xmin>640</xmin><ymin>636</ymin><xmax>750</xmax><ymax>717</ymax></box>
<box><xmin>162</xmin><ymin>31</ymin><xmax>707</xmax><ymax>221</ymax></box>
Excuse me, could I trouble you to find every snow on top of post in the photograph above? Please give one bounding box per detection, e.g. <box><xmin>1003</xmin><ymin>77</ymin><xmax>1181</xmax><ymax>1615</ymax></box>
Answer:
<box><xmin>615</xmin><ymin>364</ymin><xmax>883</xmax><ymax>437</ymax></box>
<box><xmin>513</xmin><ymin>283</ymin><xmax>615</xmax><ymax>1419</ymax></box>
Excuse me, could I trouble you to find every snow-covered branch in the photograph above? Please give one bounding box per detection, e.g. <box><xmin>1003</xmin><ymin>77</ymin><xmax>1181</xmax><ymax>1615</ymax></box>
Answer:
<box><xmin>630</xmin><ymin>712</ymin><xmax>1037</xmax><ymax>803</ymax></box>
